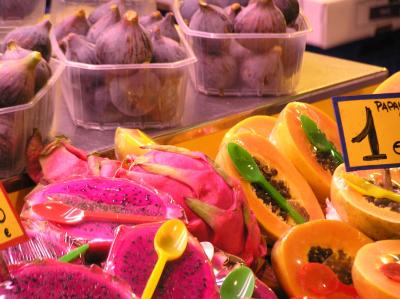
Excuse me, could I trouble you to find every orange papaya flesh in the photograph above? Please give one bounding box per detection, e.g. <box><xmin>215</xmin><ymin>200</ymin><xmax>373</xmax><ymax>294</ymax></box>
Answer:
<box><xmin>271</xmin><ymin>219</ymin><xmax>372</xmax><ymax>298</ymax></box>
<box><xmin>216</xmin><ymin>132</ymin><xmax>324</xmax><ymax>242</ymax></box>
<box><xmin>352</xmin><ymin>240</ymin><xmax>400</xmax><ymax>299</ymax></box>
<box><xmin>331</xmin><ymin>164</ymin><xmax>400</xmax><ymax>240</ymax></box>
<box><xmin>374</xmin><ymin>71</ymin><xmax>400</xmax><ymax>94</ymax></box>
<box><xmin>220</xmin><ymin>115</ymin><xmax>276</xmax><ymax>150</ymax></box>
<box><xmin>270</xmin><ymin>101</ymin><xmax>341</xmax><ymax>205</ymax></box>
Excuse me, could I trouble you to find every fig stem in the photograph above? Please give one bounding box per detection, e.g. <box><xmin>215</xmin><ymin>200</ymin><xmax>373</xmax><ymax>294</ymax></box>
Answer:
<box><xmin>26</xmin><ymin>52</ymin><xmax>43</xmax><ymax>70</ymax></box>
<box><xmin>76</xmin><ymin>9</ymin><xmax>86</xmax><ymax>18</ymax></box>
<box><xmin>198</xmin><ymin>0</ymin><xmax>208</xmax><ymax>8</ymax></box>
<box><xmin>124</xmin><ymin>10</ymin><xmax>139</xmax><ymax>24</ymax></box>
<box><xmin>383</xmin><ymin>168</ymin><xmax>393</xmax><ymax>191</ymax></box>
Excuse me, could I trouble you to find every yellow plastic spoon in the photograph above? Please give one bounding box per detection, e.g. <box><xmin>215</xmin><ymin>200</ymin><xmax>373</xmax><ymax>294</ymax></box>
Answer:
<box><xmin>141</xmin><ymin>219</ymin><xmax>188</xmax><ymax>299</ymax></box>
<box><xmin>342</xmin><ymin>172</ymin><xmax>400</xmax><ymax>203</ymax></box>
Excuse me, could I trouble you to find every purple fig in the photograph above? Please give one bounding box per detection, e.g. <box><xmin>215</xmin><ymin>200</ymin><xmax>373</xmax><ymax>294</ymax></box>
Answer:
<box><xmin>0</xmin><ymin>51</ymin><xmax>42</xmax><ymax>108</ymax></box>
<box><xmin>139</xmin><ymin>10</ymin><xmax>163</xmax><ymax>28</ymax></box>
<box><xmin>180</xmin><ymin>0</ymin><xmax>235</xmax><ymax>22</ymax></box>
<box><xmin>1</xmin><ymin>41</ymin><xmax>52</xmax><ymax>92</ymax></box>
<box><xmin>234</xmin><ymin>0</ymin><xmax>286</xmax><ymax>52</ymax></box>
<box><xmin>240</xmin><ymin>46</ymin><xmax>284</xmax><ymax>93</ymax></box>
<box><xmin>87</xmin><ymin>4</ymin><xmax>121</xmax><ymax>43</ymax></box>
<box><xmin>0</xmin><ymin>0</ymin><xmax>36</xmax><ymax>20</ymax></box>
<box><xmin>225</xmin><ymin>2</ymin><xmax>241</xmax><ymax>22</ymax></box>
<box><xmin>109</xmin><ymin>70</ymin><xmax>161</xmax><ymax>117</ymax></box>
<box><xmin>54</xmin><ymin>9</ymin><xmax>90</xmax><ymax>43</ymax></box>
<box><xmin>0</xmin><ymin>20</ymin><xmax>52</xmax><ymax>61</ymax></box>
<box><xmin>189</xmin><ymin>1</ymin><xmax>233</xmax><ymax>55</ymax></box>
<box><xmin>88</xmin><ymin>0</ymin><xmax>126</xmax><ymax>25</ymax></box>
<box><xmin>96</xmin><ymin>10</ymin><xmax>152</xmax><ymax>64</ymax></box>
<box><xmin>197</xmin><ymin>54</ymin><xmax>237</xmax><ymax>95</ymax></box>
<box><xmin>60</xmin><ymin>33</ymin><xmax>99</xmax><ymax>64</ymax></box>
<box><xmin>151</xmin><ymin>29</ymin><xmax>186</xmax><ymax>63</ymax></box>
<box><xmin>229</xmin><ymin>40</ymin><xmax>251</xmax><ymax>60</ymax></box>
<box><xmin>273</xmin><ymin>0</ymin><xmax>299</xmax><ymax>26</ymax></box>
<box><xmin>156</xmin><ymin>12</ymin><xmax>180</xmax><ymax>43</ymax></box>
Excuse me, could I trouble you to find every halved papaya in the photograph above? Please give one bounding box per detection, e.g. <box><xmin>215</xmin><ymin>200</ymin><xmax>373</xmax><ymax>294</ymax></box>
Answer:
<box><xmin>215</xmin><ymin>131</ymin><xmax>324</xmax><ymax>241</ymax></box>
<box><xmin>331</xmin><ymin>164</ymin><xmax>400</xmax><ymax>240</ymax></box>
<box><xmin>272</xmin><ymin>219</ymin><xmax>372</xmax><ymax>298</ymax></box>
<box><xmin>220</xmin><ymin>115</ymin><xmax>277</xmax><ymax>149</ymax></box>
<box><xmin>353</xmin><ymin>240</ymin><xmax>400</xmax><ymax>299</ymax></box>
<box><xmin>270</xmin><ymin>101</ymin><xmax>341</xmax><ymax>205</ymax></box>
<box><xmin>374</xmin><ymin>71</ymin><xmax>400</xmax><ymax>94</ymax></box>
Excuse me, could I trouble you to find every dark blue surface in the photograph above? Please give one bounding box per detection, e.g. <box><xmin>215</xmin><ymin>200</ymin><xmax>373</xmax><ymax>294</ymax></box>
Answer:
<box><xmin>307</xmin><ymin>29</ymin><xmax>400</xmax><ymax>75</ymax></box>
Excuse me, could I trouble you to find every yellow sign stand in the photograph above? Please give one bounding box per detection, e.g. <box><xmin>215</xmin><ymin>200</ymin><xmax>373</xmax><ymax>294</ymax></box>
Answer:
<box><xmin>333</xmin><ymin>93</ymin><xmax>400</xmax><ymax>171</ymax></box>
<box><xmin>0</xmin><ymin>183</ymin><xmax>27</xmax><ymax>250</ymax></box>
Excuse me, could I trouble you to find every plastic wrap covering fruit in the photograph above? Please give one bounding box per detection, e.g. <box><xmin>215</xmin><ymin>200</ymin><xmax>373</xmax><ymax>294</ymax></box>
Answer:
<box><xmin>0</xmin><ymin>219</ymin><xmax>77</xmax><ymax>271</ymax></box>
<box><xmin>21</xmin><ymin>177</ymin><xmax>184</xmax><ymax>257</ymax></box>
<box><xmin>104</xmin><ymin>222</ymin><xmax>219</xmax><ymax>299</ymax></box>
<box><xmin>0</xmin><ymin>260</ymin><xmax>136</xmax><ymax>298</ymax></box>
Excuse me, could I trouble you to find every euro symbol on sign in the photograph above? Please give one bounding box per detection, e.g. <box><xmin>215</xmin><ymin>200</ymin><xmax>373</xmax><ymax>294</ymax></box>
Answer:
<box><xmin>394</xmin><ymin>141</ymin><xmax>400</xmax><ymax>155</ymax></box>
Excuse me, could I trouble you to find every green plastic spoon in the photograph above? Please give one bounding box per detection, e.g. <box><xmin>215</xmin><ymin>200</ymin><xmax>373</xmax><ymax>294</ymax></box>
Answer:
<box><xmin>58</xmin><ymin>244</ymin><xmax>89</xmax><ymax>263</ymax></box>
<box><xmin>227</xmin><ymin>142</ymin><xmax>305</xmax><ymax>224</ymax></box>
<box><xmin>300</xmin><ymin>114</ymin><xmax>343</xmax><ymax>165</ymax></box>
<box><xmin>220</xmin><ymin>266</ymin><xmax>255</xmax><ymax>299</ymax></box>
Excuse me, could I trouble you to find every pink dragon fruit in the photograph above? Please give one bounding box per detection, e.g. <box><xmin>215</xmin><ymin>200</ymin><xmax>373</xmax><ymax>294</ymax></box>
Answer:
<box><xmin>23</xmin><ymin>177</ymin><xmax>183</xmax><ymax>245</ymax></box>
<box><xmin>38</xmin><ymin>136</ymin><xmax>90</xmax><ymax>184</ymax></box>
<box><xmin>0</xmin><ymin>260</ymin><xmax>135</xmax><ymax>298</ymax></box>
<box><xmin>115</xmin><ymin>145</ymin><xmax>266</xmax><ymax>266</ymax></box>
<box><xmin>105</xmin><ymin>223</ymin><xmax>219</xmax><ymax>298</ymax></box>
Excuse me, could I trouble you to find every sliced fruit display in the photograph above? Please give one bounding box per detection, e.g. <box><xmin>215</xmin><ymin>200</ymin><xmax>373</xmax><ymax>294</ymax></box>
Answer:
<box><xmin>272</xmin><ymin>219</ymin><xmax>372</xmax><ymax>298</ymax></box>
<box><xmin>331</xmin><ymin>164</ymin><xmax>400</xmax><ymax>240</ymax></box>
<box><xmin>353</xmin><ymin>240</ymin><xmax>400</xmax><ymax>299</ymax></box>
<box><xmin>220</xmin><ymin>115</ymin><xmax>277</xmax><ymax>149</ymax></box>
<box><xmin>104</xmin><ymin>222</ymin><xmax>219</xmax><ymax>299</ymax></box>
<box><xmin>216</xmin><ymin>131</ymin><xmax>324</xmax><ymax>241</ymax></box>
<box><xmin>270</xmin><ymin>101</ymin><xmax>342</xmax><ymax>205</ymax></box>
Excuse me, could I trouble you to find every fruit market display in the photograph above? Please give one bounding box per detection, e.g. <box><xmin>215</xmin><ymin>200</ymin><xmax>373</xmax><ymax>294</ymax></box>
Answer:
<box><xmin>1</xmin><ymin>1</ymin><xmax>400</xmax><ymax>297</ymax></box>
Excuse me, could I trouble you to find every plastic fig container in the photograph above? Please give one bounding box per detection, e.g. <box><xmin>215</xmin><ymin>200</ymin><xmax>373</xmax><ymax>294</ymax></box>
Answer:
<box><xmin>0</xmin><ymin>0</ymin><xmax>46</xmax><ymax>27</ymax></box>
<box><xmin>0</xmin><ymin>60</ymin><xmax>65</xmax><ymax>178</ymax></box>
<box><xmin>173</xmin><ymin>0</ymin><xmax>312</xmax><ymax>96</ymax></box>
<box><xmin>50</xmin><ymin>25</ymin><xmax>197</xmax><ymax>130</ymax></box>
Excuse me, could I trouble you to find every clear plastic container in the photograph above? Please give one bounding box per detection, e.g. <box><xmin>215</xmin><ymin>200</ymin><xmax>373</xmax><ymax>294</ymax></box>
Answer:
<box><xmin>51</xmin><ymin>27</ymin><xmax>197</xmax><ymax>130</ymax></box>
<box><xmin>0</xmin><ymin>60</ymin><xmax>64</xmax><ymax>178</ymax></box>
<box><xmin>50</xmin><ymin>0</ymin><xmax>157</xmax><ymax>24</ymax></box>
<box><xmin>173</xmin><ymin>0</ymin><xmax>312</xmax><ymax>96</ymax></box>
<box><xmin>0</xmin><ymin>0</ymin><xmax>46</xmax><ymax>27</ymax></box>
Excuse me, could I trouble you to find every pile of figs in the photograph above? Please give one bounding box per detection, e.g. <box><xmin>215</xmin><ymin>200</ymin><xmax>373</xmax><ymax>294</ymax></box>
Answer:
<box><xmin>0</xmin><ymin>0</ymin><xmax>39</xmax><ymax>20</ymax></box>
<box><xmin>0</xmin><ymin>19</ymin><xmax>53</xmax><ymax>172</ymax></box>
<box><xmin>179</xmin><ymin>0</ymin><xmax>305</xmax><ymax>96</ymax></box>
<box><xmin>54</xmin><ymin>0</ymin><xmax>189</xmax><ymax>128</ymax></box>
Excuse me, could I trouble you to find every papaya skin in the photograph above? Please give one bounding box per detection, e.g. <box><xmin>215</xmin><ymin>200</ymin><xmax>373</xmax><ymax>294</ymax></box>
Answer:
<box><xmin>353</xmin><ymin>240</ymin><xmax>400</xmax><ymax>299</ymax></box>
<box><xmin>331</xmin><ymin>164</ymin><xmax>400</xmax><ymax>240</ymax></box>
<box><xmin>374</xmin><ymin>71</ymin><xmax>400</xmax><ymax>94</ymax></box>
<box><xmin>221</xmin><ymin>115</ymin><xmax>277</xmax><ymax>149</ymax></box>
<box><xmin>271</xmin><ymin>219</ymin><xmax>372</xmax><ymax>297</ymax></box>
<box><xmin>216</xmin><ymin>131</ymin><xmax>324</xmax><ymax>242</ymax></box>
<box><xmin>270</xmin><ymin>101</ymin><xmax>341</xmax><ymax>206</ymax></box>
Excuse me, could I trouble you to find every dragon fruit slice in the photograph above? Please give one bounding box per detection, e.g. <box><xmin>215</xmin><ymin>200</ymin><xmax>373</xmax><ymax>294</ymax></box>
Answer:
<box><xmin>105</xmin><ymin>223</ymin><xmax>219</xmax><ymax>299</ymax></box>
<box><xmin>116</xmin><ymin>145</ymin><xmax>266</xmax><ymax>265</ymax></box>
<box><xmin>23</xmin><ymin>177</ymin><xmax>184</xmax><ymax>243</ymax></box>
<box><xmin>0</xmin><ymin>260</ymin><xmax>135</xmax><ymax>298</ymax></box>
